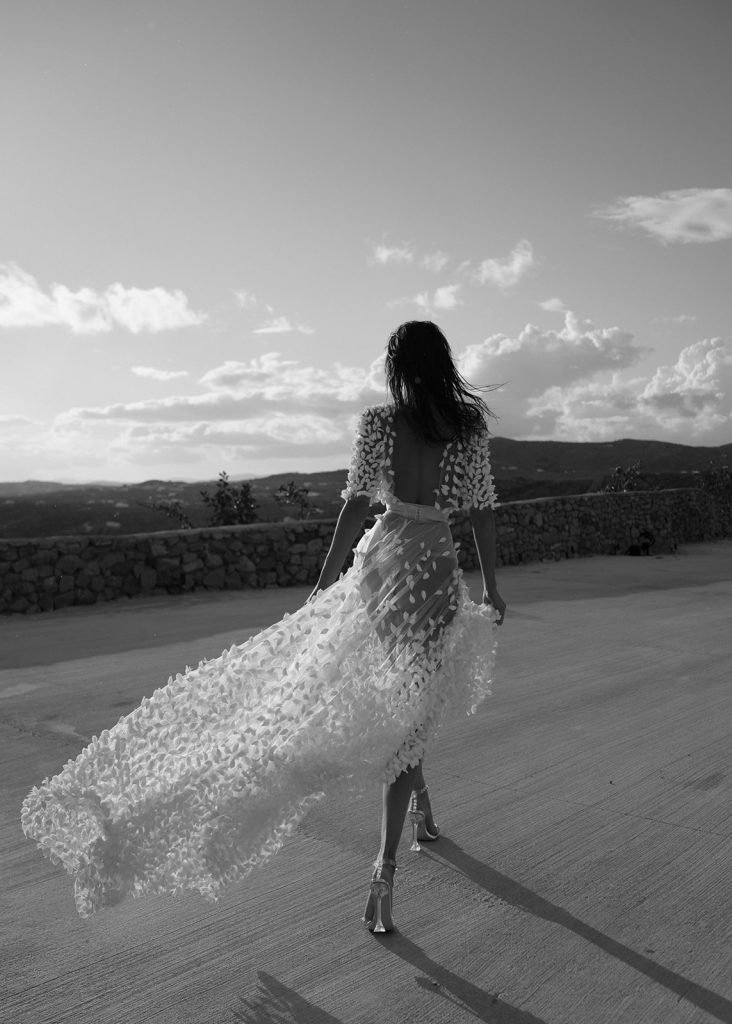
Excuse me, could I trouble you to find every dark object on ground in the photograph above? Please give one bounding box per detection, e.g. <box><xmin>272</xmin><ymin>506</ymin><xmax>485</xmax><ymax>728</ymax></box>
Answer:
<box><xmin>627</xmin><ymin>530</ymin><xmax>655</xmax><ymax>556</ymax></box>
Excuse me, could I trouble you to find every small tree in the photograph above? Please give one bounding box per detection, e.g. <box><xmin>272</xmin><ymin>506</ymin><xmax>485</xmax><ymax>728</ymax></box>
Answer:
<box><xmin>200</xmin><ymin>472</ymin><xmax>259</xmax><ymax>526</ymax></box>
<box><xmin>602</xmin><ymin>461</ymin><xmax>645</xmax><ymax>492</ymax></box>
<box><xmin>274</xmin><ymin>479</ymin><xmax>313</xmax><ymax>519</ymax></box>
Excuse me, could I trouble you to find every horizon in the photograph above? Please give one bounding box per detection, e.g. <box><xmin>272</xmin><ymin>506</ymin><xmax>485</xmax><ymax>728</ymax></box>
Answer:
<box><xmin>5</xmin><ymin>432</ymin><xmax>730</xmax><ymax>490</ymax></box>
<box><xmin>2</xmin><ymin>0</ymin><xmax>731</xmax><ymax>484</ymax></box>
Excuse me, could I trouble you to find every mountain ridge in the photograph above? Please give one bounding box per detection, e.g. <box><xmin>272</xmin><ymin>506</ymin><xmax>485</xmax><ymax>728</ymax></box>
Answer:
<box><xmin>0</xmin><ymin>437</ymin><xmax>728</xmax><ymax>539</ymax></box>
<box><xmin>1</xmin><ymin>435</ymin><xmax>728</xmax><ymax>495</ymax></box>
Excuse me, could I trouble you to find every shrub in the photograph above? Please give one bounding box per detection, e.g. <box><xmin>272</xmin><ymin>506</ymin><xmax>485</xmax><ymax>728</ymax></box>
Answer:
<box><xmin>274</xmin><ymin>480</ymin><xmax>314</xmax><ymax>519</ymax></box>
<box><xmin>200</xmin><ymin>472</ymin><xmax>259</xmax><ymax>526</ymax></box>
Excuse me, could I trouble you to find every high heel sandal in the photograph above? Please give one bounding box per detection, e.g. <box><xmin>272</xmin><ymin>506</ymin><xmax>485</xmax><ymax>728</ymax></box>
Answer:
<box><xmin>364</xmin><ymin>858</ymin><xmax>396</xmax><ymax>934</ymax></box>
<box><xmin>408</xmin><ymin>785</ymin><xmax>440</xmax><ymax>852</ymax></box>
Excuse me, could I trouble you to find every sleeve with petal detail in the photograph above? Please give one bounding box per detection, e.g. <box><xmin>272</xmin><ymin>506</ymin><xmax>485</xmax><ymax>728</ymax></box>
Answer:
<box><xmin>340</xmin><ymin>405</ymin><xmax>388</xmax><ymax>503</ymax></box>
<box><xmin>460</xmin><ymin>421</ymin><xmax>499</xmax><ymax>510</ymax></box>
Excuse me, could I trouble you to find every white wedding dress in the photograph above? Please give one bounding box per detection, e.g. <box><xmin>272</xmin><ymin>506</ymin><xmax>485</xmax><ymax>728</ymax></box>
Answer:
<box><xmin>22</xmin><ymin>404</ymin><xmax>499</xmax><ymax>917</ymax></box>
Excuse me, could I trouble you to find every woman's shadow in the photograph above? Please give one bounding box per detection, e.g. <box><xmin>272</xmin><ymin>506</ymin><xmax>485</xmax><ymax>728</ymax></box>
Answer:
<box><xmin>231</xmin><ymin>839</ymin><xmax>732</xmax><ymax>1024</ymax></box>
<box><xmin>406</xmin><ymin>837</ymin><xmax>732</xmax><ymax>1024</ymax></box>
<box><xmin>233</xmin><ymin>972</ymin><xmax>343</xmax><ymax>1024</ymax></box>
<box><xmin>375</xmin><ymin>932</ymin><xmax>549</xmax><ymax>1023</ymax></box>
<box><xmin>234</xmin><ymin>965</ymin><xmax>546</xmax><ymax>1024</ymax></box>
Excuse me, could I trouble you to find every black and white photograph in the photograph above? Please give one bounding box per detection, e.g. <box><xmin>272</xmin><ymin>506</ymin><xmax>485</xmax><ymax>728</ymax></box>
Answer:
<box><xmin>1</xmin><ymin>1</ymin><xmax>730</xmax><ymax>1022</ymax></box>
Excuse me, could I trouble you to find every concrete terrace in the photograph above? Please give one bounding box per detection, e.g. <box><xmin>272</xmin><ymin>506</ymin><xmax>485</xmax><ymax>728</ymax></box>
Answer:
<box><xmin>1</xmin><ymin>541</ymin><xmax>731</xmax><ymax>1024</ymax></box>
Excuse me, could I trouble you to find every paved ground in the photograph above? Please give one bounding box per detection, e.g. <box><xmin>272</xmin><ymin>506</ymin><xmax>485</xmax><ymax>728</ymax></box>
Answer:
<box><xmin>1</xmin><ymin>542</ymin><xmax>731</xmax><ymax>1024</ymax></box>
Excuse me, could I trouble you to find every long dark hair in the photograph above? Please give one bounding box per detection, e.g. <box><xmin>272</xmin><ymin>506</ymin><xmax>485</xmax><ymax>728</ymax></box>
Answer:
<box><xmin>385</xmin><ymin>321</ymin><xmax>496</xmax><ymax>443</ymax></box>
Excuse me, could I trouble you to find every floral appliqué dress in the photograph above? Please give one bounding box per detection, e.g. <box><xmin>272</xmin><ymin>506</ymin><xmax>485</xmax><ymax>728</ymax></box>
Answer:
<box><xmin>21</xmin><ymin>404</ymin><xmax>499</xmax><ymax>917</ymax></box>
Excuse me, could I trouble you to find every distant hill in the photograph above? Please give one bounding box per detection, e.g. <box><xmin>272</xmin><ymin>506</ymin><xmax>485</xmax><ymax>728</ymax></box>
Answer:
<box><xmin>488</xmin><ymin>436</ymin><xmax>732</xmax><ymax>478</ymax></box>
<box><xmin>0</xmin><ymin>437</ymin><xmax>728</xmax><ymax>539</ymax></box>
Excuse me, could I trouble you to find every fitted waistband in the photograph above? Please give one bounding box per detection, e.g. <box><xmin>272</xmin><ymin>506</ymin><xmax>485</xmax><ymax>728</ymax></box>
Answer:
<box><xmin>385</xmin><ymin>497</ymin><xmax>449</xmax><ymax>523</ymax></box>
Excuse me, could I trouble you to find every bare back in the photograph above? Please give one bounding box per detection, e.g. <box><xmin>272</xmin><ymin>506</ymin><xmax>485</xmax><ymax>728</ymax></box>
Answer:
<box><xmin>390</xmin><ymin>410</ymin><xmax>454</xmax><ymax>506</ymax></box>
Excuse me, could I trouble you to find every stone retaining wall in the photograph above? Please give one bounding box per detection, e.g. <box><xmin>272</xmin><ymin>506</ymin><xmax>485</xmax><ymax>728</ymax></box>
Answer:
<box><xmin>0</xmin><ymin>489</ymin><xmax>729</xmax><ymax>615</ymax></box>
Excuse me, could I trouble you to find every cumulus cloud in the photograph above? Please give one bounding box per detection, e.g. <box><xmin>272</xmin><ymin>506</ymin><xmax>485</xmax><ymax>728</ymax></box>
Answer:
<box><xmin>526</xmin><ymin>337</ymin><xmax>731</xmax><ymax>440</ymax></box>
<box><xmin>460</xmin><ymin>312</ymin><xmax>648</xmax><ymax>397</ymax></box>
<box><xmin>526</xmin><ymin>377</ymin><xmax>648</xmax><ymax>440</ymax></box>
<box><xmin>372</xmin><ymin>244</ymin><xmax>414</xmax><ymax>265</ymax></box>
<box><xmin>475</xmin><ymin>239</ymin><xmax>534</xmax><ymax>288</ymax></box>
<box><xmin>0</xmin><ymin>263</ymin><xmax>206</xmax><ymax>333</ymax></box>
<box><xmin>414</xmin><ymin>284</ymin><xmax>461</xmax><ymax>314</ymax></box>
<box><xmin>25</xmin><ymin>285</ymin><xmax>731</xmax><ymax>478</ymax></box>
<box><xmin>131</xmin><ymin>366</ymin><xmax>190</xmax><ymax>381</ymax></box>
<box><xmin>421</xmin><ymin>250</ymin><xmax>449</xmax><ymax>273</ymax></box>
<box><xmin>597</xmin><ymin>187</ymin><xmax>732</xmax><ymax>244</ymax></box>
<box><xmin>639</xmin><ymin>338</ymin><xmax>731</xmax><ymax>430</ymax></box>
<box><xmin>252</xmin><ymin>316</ymin><xmax>314</xmax><ymax>335</ymax></box>
<box><xmin>106</xmin><ymin>286</ymin><xmax>205</xmax><ymax>333</ymax></box>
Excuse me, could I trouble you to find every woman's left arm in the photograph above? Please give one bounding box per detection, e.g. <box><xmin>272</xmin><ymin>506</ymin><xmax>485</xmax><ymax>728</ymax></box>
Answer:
<box><xmin>309</xmin><ymin>495</ymin><xmax>371</xmax><ymax>598</ymax></box>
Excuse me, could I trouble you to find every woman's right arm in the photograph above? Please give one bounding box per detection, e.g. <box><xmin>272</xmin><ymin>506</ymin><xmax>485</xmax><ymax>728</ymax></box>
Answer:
<box><xmin>469</xmin><ymin>505</ymin><xmax>506</xmax><ymax>625</ymax></box>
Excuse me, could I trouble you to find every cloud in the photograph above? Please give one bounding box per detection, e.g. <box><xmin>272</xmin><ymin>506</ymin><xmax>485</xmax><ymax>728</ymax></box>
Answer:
<box><xmin>475</xmin><ymin>239</ymin><xmax>534</xmax><ymax>288</ymax></box>
<box><xmin>639</xmin><ymin>337</ymin><xmax>731</xmax><ymax>430</ymax></box>
<box><xmin>21</xmin><ymin>315</ymin><xmax>732</xmax><ymax>478</ymax></box>
<box><xmin>52</xmin><ymin>351</ymin><xmax>387</xmax><ymax>470</ymax></box>
<box><xmin>252</xmin><ymin>316</ymin><xmax>314</xmax><ymax>335</ymax></box>
<box><xmin>414</xmin><ymin>284</ymin><xmax>462</xmax><ymax>314</ymax></box>
<box><xmin>253</xmin><ymin>316</ymin><xmax>295</xmax><ymax>334</ymax></box>
<box><xmin>539</xmin><ymin>297</ymin><xmax>567</xmax><ymax>313</ymax></box>
<box><xmin>372</xmin><ymin>244</ymin><xmax>414</xmax><ymax>265</ymax></box>
<box><xmin>526</xmin><ymin>337</ymin><xmax>731</xmax><ymax>440</ymax></box>
<box><xmin>131</xmin><ymin>366</ymin><xmax>190</xmax><ymax>381</ymax></box>
<box><xmin>653</xmin><ymin>313</ymin><xmax>697</xmax><ymax>324</ymax></box>
<box><xmin>198</xmin><ymin>353</ymin><xmax>378</xmax><ymax>405</ymax></box>
<box><xmin>421</xmin><ymin>250</ymin><xmax>449</xmax><ymax>273</ymax></box>
<box><xmin>0</xmin><ymin>263</ymin><xmax>206</xmax><ymax>333</ymax></box>
<box><xmin>120</xmin><ymin>415</ymin><xmax>344</xmax><ymax>450</ymax></box>
<box><xmin>433</xmin><ymin>285</ymin><xmax>461</xmax><ymax>310</ymax></box>
<box><xmin>597</xmin><ymin>188</ymin><xmax>732</xmax><ymax>244</ymax></box>
<box><xmin>57</xmin><ymin>353</ymin><xmax>384</xmax><ymax>430</ymax></box>
<box><xmin>234</xmin><ymin>289</ymin><xmax>257</xmax><ymax>309</ymax></box>
<box><xmin>106</xmin><ymin>285</ymin><xmax>206</xmax><ymax>333</ymax></box>
<box><xmin>0</xmin><ymin>414</ymin><xmax>38</xmax><ymax>430</ymax></box>
<box><xmin>458</xmin><ymin>311</ymin><xmax>657</xmax><ymax>438</ymax></box>
<box><xmin>526</xmin><ymin>378</ymin><xmax>640</xmax><ymax>440</ymax></box>
<box><xmin>234</xmin><ymin>289</ymin><xmax>314</xmax><ymax>334</ymax></box>
<box><xmin>460</xmin><ymin>312</ymin><xmax>648</xmax><ymax>395</ymax></box>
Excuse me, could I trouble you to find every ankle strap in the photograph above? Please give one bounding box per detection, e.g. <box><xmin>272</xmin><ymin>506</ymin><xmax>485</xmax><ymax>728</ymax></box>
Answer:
<box><xmin>413</xmin><ymin>785</ymin><xmax>429</xmax><ymax>796</ymax></box>
<box><xmin>373</xmin><ymin>857</ymin><xmax>397</xmax><ymax>869</ymax></box>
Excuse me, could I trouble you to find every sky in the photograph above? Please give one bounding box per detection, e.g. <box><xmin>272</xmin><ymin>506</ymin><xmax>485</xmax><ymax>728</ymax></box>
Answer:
<box><xmin>1</xmin><ymin>0</ymin><xmax>730</xmax><ymax>483</ymax></box>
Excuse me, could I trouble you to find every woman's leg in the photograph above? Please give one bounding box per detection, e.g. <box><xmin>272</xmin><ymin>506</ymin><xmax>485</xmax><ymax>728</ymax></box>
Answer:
<box><xmin>410</xmin><ymin>760</ymin><xmax>438</xmax><ymax>835</ymax></box>
<box><xmin>412</xmin><ymin>761</ymin><xmax>426</xmax><ymax>794</ymax></box>
<box><xmin>377</xmin><ymin>764</ymin><xmax>418</xmax><ymax>864</ymax></box>
<box><xmin>364</xmin><ymin>764</ymin><xmax>417</xmax><ymax>928</ymax></box>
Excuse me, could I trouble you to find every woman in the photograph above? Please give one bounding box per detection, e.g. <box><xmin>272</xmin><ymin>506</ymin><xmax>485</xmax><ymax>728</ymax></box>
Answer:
<box><xmin>21</xmin><ymin>321</ymin><xmax>505</xmax><ymax>929</ymax></box>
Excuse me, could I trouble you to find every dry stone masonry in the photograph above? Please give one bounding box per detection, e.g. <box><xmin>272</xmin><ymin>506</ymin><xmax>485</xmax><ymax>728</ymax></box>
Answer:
<box><xmin>0</xmin><ymin>489</ymin><xmax>728</xmax><ymax>615</ymax></box>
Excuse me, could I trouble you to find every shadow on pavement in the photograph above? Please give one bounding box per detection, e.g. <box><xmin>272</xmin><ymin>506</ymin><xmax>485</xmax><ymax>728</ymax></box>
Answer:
<box><xmin>381</xmin><ymin>933</ymin><xmax>549</xmax><ymax>1023</ymax></box>
<box><xmin>426</xmin><ymin>838</ymin><xmax>732</xmax><ymax>1024</ymax></box>
<box><xmin>233</xmin><ymin>971</ymin><xmax>344</xmax><ymax>1023</ymax></box>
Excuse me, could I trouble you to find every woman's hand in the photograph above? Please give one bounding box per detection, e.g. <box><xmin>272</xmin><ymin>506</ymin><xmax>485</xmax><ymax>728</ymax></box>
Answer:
<box><xmin>483</xmin><ymin>587</ymin><xmax>506</xmax><ymax>625</ymax></box>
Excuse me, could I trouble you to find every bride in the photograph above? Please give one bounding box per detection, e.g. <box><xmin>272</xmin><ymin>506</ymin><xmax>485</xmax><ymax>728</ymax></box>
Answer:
<box><xmin>22</xmin><ymin>320</ymin><xmax>505</xmax><ymax>932</ymax></box>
